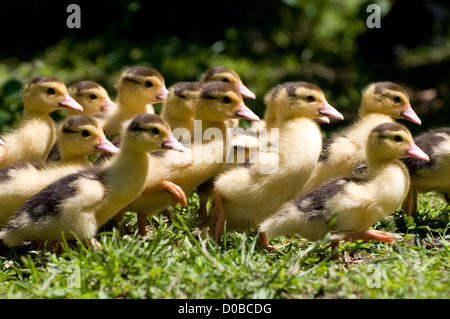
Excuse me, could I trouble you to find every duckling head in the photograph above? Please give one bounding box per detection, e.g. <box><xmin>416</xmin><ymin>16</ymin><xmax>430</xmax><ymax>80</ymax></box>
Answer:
<box><xmin>266</xmin><ymin>82</ymin><xmax>343</xmax><ymax>123</ymax></box>
<box><xmin>164</xmin><ymin>82</ymin><xmax>203</xmax><ymax>120</ymax></box>
<box><xmin>367</xmin><ymin>122</ymin><xmax>429</xmax><ymax>161</ymax></box>
<box><xmin>359</xmin><ymin>82</ymin><xmax>421</xmax><ymax>125</ymax></box>
<box><xmin>194</xmin><ymin>81</ymin><xmax>260</xmax><ymax>123</ymax></box>
<box><xmin>68</xmin><ymin>81</ymin><xmax>115</xmax><ymax>115</ymax></box>
<box><xmin>124</xmin><ymin>113</ymin><xmax>186</xmax><ymax>153</ymax></box>
<box><xmin>22</xmin><ymin>75</ymin><xmax>83</xmax><ymax>114</ymax></box>
<box><xmin>115</xmin><ymin>66</ymin><xmax>169</xmax><ymax>109</ymax></box>
<box><xmin>200</xmin><ymin>66</ymin><xmax>256</xmax><ymax>99</ymax></box>
<box><xmin>58</xmin><ymin>115</ymin><xmax>119</xmax><ymax>159</ymax></box>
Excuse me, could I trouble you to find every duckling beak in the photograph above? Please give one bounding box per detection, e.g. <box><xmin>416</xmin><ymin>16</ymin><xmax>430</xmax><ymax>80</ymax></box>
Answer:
<box><xmin>237</xmin><ymin>83</ymin><xmax>256</xmax><ymax>99</ymax></box>
<box><xmin>405</xmin><ymin>143</ymin><xmax>429</xmax><ymax>161</ymax></box>
<box><xmin>102</xmin><ymin>98</ymin><xmax>115</xmax><ymax>112</ymax></box>
<box><xmin>319</xmin><ymin>103</ymin><xmax>344</xmax><ymax>120</ymax></box>
<box><xmin>163</xmin><ymin>135</ymin><xmax>186</xmax><ymax>152</ymax></box>
<box><xmin>0</xmin><ymin>137</ymin><xmax>4</xmax><ymax>146</ymax></box>
<box><xmin>59</xmin><ymin>94</ymin><xmax>84</xmax><ymax>111</ymax></box>
<box><xmin>235</xmin><ymin>103</ymin><xmax>260</xmax><ymax>122</ymax></box>
<box><xmin>96</xmin><ymin>137</ymin><xmax>120</xmax><ymax>154</ymax></box>
<box><xmin>156</xmin><ymin>87</ymin><xmax>170</xmax><ymax>101</ymax></box>
<box><xmin>401</xmin><ymin>105</ymin><xmax>421</xmax><ymax>125</ymax></box>
<box><xmin>315</xmin><ymin>116</ymin><xmax>330</xmax><ymax>124</ymax></box>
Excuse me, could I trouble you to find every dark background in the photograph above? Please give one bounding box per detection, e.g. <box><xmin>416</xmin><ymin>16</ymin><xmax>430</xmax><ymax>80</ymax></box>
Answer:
<box><xmin>0</xmin><ymin>0</ymin><xmax>449</xmax><ymax>134</ymax></box>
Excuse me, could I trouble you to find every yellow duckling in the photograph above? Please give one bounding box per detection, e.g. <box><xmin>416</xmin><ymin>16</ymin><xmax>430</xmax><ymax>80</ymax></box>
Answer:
<box><xmin>67</xmin><ymin>80</ymin><xmax>115</xmax><ymax>116</ymax></box>
<box><xmin>119</xmin><ymin>81</ymin><xmax>260</xmax><ymax>236</ymax></box>
<box><xmin>46</xmin><ymin>114</ymin><xmax>119</xmax><ymax>166</ymax></box>
<box><xmin>200</xmin><ymin>65</ymin><xmax>256</xmax><ymax>99</ymax></box>
<box><xmin>0</xmin><ymin>76</ymin><xmax>83</xmax><ymax>168</ymax></box>
<box><xmin>0</xmin><ymin>114</ymin><xmax>185</xmax><ymax>248</ymax></box>
<box><xmin>301</xmin><ymin>81</ymin><xmax>422</xmax><ymax>195</ymax></box>
<box><xmin>160</xmin><ymin>81</ymin><xmax>203</xmax><ymax>143</ymax></box>
<box><xmin>102</xmin><ymin>66</ymin><xmax>169</xmax><ymax>138</ymax></box>
<box><xmin>200</xmin><ymin>66</ymin><xmax>256</xmax><ymax>129</ymax></box>
<box><xmin>210</xmin><ymin>82</ymin><xmax>343</xmax><ymax>245</ymax></box>
<box><xmin>0</xmin><ymin>114</ymin><xmax>118</xmax><ymax>227</ymax></box>
<box><xmin>401</xmin><ymin>127</ymin><xmax>450</xmax><ymax>215</ymax></box>
<box><xmin>259</xmin><ymin>122</ymin><xmax>429</xmax><ymax>257</ymax></box>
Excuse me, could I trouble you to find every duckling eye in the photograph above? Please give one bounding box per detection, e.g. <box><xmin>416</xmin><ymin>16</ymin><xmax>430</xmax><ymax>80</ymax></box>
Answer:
<box><xmin>47</xmin><ymin>88</ymin><xmax>56</xmax><ymax>95</ymax></box>
<box><xmin>393</xmin><ymin>96</ymin><xmax>401</xmax><ymax>103</ymax></box>
<box><xmin>145</xmin><ymin>81</ymin><xmax>153</xmax><ymax>88</ymax></box>
<box><xmin>151</xmin><ymin>127</ymin><xmax>160</xmax><ymax>135</ymax></box>
<box><xmin>89</xmin><ymin>94</ymin><xmax>97</xmax><ymax>100</ymax></box>
<box><xmin>221</xmin><ymin>78</ymin><xmax>230</xmax><ymax>83</ymax></box>
<box><xmin>394</xmin><ymin>135</ymin><xmax>403</xmax><ymax>142</ymax></box>
<box><xmin>81</xmin><ymin>130</ymin><xmax>91</xmax><ymax>137</ymax></box>
<box><xmin>306</xmin><ymin>95</ymin><xmax>316</xmax><ymax>102</ymax></box>
<box><xmin>222</xmin><ymin>96</ymin><xmax>232</xmax><ymax>103</ymax></box>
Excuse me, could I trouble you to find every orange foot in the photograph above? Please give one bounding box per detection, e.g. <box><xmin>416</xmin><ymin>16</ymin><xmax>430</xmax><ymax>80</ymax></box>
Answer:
<box><xmin>143</xmin><ymin>180</ymin><xmax>187</xmax><ymax>207</ymax></box>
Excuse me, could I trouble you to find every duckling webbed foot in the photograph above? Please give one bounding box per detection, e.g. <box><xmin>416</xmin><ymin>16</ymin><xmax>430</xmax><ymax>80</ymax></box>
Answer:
<box><xmin>143</xmin><ymin>180</ymin><xmax>187</xmax><ymax>207</ymax></box>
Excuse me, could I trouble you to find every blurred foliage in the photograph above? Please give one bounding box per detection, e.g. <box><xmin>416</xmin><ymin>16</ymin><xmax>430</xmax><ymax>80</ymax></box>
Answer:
<box><xmin>0</xmin><ymin>0</ymin><xmax>449</xmax><ymax>135</ymax></box>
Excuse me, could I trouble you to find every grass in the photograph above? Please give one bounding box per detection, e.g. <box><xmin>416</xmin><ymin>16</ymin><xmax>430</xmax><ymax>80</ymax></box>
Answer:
<box><xmin>0</xmin><ymin>192</ymin><xmax>449</xmax><ymax>300</ymax></box>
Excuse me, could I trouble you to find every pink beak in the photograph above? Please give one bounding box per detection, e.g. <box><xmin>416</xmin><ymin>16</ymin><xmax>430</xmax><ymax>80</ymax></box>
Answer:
<box><xmin>237</xmin><ymin>82</ymin><xmax>256</xmax><ymax>99</ymax></box>
<box><xmin>59</xmin><ymin>94</ymin><xmax>84</xmax><ymax>111</ymax></box>
<box><xmin>235</xmin><ymin>103</ymin><xmax>260</xmax><ymax>122</ymax></box>
<box><xmin>315</xmin><ymin>116</ymin><xmax>330</xmax><ymax>124</ymax></box>
<box><xmin>319</xmin><ymin>102</ymin><xmax>344</xmax><ymax>121</ymax></box>
<box><xmin>405</xmin><ymin>143</ymin><xmax>429</xmax><ymax>161</ymax></box>
<box><xmin>156</xmin><ymin>87</ymin><xmax>170</xmax><ymax>101</ymax></box>
<box><xmin>401</xmin><ymin>105</ymin><xmax>421</xmax><ymax>125</ymax></box>
<box><xmin>0</xmin><ymin>138</ymin><xmax>5</xmax><ymax>146</ymax></box>
<box><xmin>96</xmin><ymin>137</ymin><xmax>120</xmax><ymax>154</ymax></box>
<box><xmin>102</xmin><ymin>98</ymin><xmax>115</xmax><ymax>112</ymax></box>
<box><xmin>163</xmin><ymin>135</ymin><xmax>186</xmax><ymax>152</ymax></box>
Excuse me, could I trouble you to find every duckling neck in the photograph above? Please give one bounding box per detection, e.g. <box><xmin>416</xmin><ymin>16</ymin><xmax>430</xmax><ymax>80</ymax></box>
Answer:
<box><xmin>365</xmin><ymin>158</ymin><xmax>410</xmax><ymax>212</ymax></box>
<box><xmin>278</xmin><ymin>117</ymin><xmax>322</xmax><ymax>167</ymax></box>
<box><xmin>15</xmin><ymin>109</ymin><xmax>56</xmax><ymax>162</ymax></box>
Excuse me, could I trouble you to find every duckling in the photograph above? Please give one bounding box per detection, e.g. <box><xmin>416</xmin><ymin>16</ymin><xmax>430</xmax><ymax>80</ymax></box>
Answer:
<box><xmin>0</xmin><ymin>114</ymin><xmax>185</xmax><ymax>248</ymax></box>
<box><xmin>0</xmin><ymin>115</ymin><xmax>119</xmax><ymax>227</ymax></box>
<box><xmin>120</xmin><ymin>81</ymin><xmax>260</xmax><ymax>236</ymax></box>
<box><xmin>301</xmin><ymin>81</ymin><xmax>422</xmax><ymax>195</ymax></box>
<box><xmin>200</xmin><ymin>66</ymin><xmax>256</xmax><ymax>100</ymax></box>
<box><xmin>0</xmin><ymin>76</ymin><xmax>83</xmax><ymax>169</ymax></box>
<box><xmin>160</xmin><ymin>81</ymin><xmax>203</xmax><ymax>143</ymax></box>
<box><xmin>401</xmin><ymin>127</ymin><xmax>450</xmax><ymax>215</ymax></box>
<box><xmin>209</xmin><ymin>82</ymin><xmax>344</xmax><ymax>245</ymax></box>
<box><xmin>102</xmin><ymin>66</ymin><xmax>169</xmax><ymax>138</ymax></box>
<box><xmin>46</xmin><ymin>114</ymin><xmax>119</xmax><ymax>166</ymax></box>
<box><xmin>200</xmin><ymin>66</ymin><xmax>256</xmax><ymax>129</ymax></box>
<box><xmin>259</xmin><ymin>122</ymin><xmax>430</xmax><ymax>256</ymax></box>
<box><xmin>68</xmin><ymin>81</ymin><xmax>115</xmax><ymax>117</ymax></box>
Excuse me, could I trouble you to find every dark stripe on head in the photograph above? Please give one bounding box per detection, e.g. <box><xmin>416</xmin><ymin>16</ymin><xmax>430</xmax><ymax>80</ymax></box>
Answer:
<box><xmin>371</xmin><ymin>82</ymin><xmax>408</xmax><ymax>96</ymax></box>
<box><xmin>172</xmin><ymin>82</ymin><xmax>202</xmax><ymax>98</ymax></box>
<box><xmin>27</xmin><ymin>75</ymin><xmax>63</xmax><ymax>86</ymax></box>
<box><xmin>62</xmin><ymin>115</ymin><xmax>98</xmax><ymax>133</ymax></box>
<box><xmin>200</xmin><ymin>81</ymin><xmax>237</xmax><ymax>99</ymax></box>
<box><xmin>371</xmin><ymin>122</ymin><xmax>408</xmax><ymax>135</ymax></box>
<box><xmin>123</xmin><ymin>66</ymin><xmax>163</xmax><ymax>79</ymax></box>
<box><xmin>267</xmin><ymin>82</ymin><xmax>322</xmax><ymax>100</ymax></box>
<box><xmin>128</xmin><ymin>113</ymin><xmax>167</xmax><ymax>132</ymax></box>
<box><xmin>201</xmin><ymin>66</ymin><xmax>234</xmax><ymax>81</ymax></box>
<box><xmin>70</xmin><ymin>80</ymin><xmax>101</xmax><ymax>92</ymax></box>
